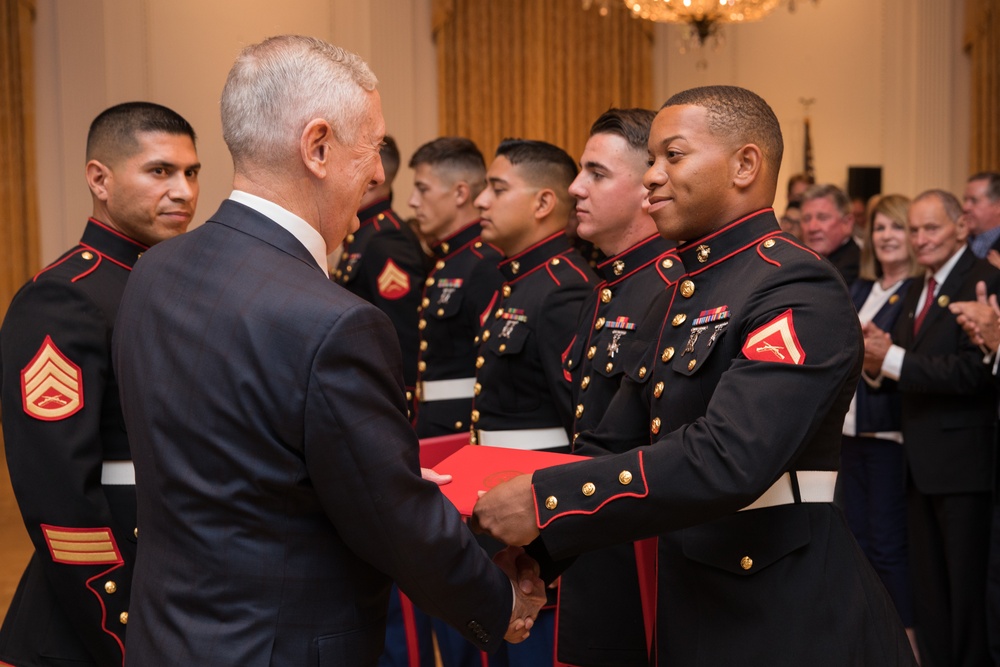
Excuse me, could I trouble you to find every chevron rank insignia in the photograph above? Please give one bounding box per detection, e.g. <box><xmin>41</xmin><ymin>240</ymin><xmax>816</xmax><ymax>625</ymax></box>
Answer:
<box><xmin>742</xmin><ymin>309</ymin><xmax>805</xmax><ymax>365</ymax></box>
<box><xmin>376</xmin><ymin>259</ymin><xmax>411</xmax><ymax>300</ymax></box>
<box><xmin>41</xmin><ymin>524</ymin><xmax>123</xmax><ymax>565</ymax></box>
<box><xmin>21</xmin><ymin>336</ymin><xmax>83</xmax><ymax>421</ymax></box>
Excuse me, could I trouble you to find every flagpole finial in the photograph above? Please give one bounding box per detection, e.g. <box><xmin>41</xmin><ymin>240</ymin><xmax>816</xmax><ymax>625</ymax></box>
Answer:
<box><xmin>799</xmin><ymin>97</ymin><xmax>816</xmax><ymax>118</ymax></box>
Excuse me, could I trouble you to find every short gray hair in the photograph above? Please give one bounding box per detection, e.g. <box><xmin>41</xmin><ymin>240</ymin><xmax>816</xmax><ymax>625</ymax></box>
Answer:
<box><xmin>221</xmin><ymin>35</ymin><xmax>377</xmax><ymax>172</ymax></box>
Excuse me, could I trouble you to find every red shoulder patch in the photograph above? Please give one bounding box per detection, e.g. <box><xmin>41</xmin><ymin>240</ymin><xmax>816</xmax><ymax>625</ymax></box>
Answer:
<box><xmin>377</xmin><ymin>259</ymin><xmax>411</xmax><ymax>300</ymax></box>
<box><xmin>21</xmin><ymin>336</ymin><xmax>84</xmax><ymax>420</ymax></box>
<box><xmin>741</xmin><ymin>309</ymin><xmax>805</xmax><ymax>365</ymax></box>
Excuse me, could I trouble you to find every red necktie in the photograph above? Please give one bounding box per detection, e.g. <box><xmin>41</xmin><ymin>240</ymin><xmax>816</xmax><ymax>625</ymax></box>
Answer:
<box><xmin>913</xmin><ymin>276</ymin><xmax>937</xmax><ymax>333</ymax></box>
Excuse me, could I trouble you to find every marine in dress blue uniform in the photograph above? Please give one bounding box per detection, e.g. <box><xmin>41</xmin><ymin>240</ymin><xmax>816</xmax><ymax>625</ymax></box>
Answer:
<box><xmin>0</xmin><ymin>102</ymin><xmax>200</xmax><ymax>667</ymax></box>
<box><xmin>336</xmin><ymin>197</ymin><xmax>427</xmax><ymax>417</ymax></box>
<box><xmin>473</xmin><ymin>86</ymin><xmax>916</xmax><ymax>667</ymax></box>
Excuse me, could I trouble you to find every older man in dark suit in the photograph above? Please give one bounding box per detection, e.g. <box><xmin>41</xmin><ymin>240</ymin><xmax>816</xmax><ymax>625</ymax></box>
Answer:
<box><xmin>112</xmin><ymin>35</ymin><xmax>544</xmax><ymax>667</ymax></box>
<box><xmin>863</xmin><ymin>189</ymin><xmax>1000</xmax><ymax>667</ymax></box>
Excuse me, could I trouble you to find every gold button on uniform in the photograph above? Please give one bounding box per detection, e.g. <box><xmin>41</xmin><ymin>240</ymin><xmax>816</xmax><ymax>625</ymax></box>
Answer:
<box><xmin>600</xmin><ymin>288</ymin><xmax>612</xmax><ymax>303</ymax></box>
<box><xmin>82</xmin><ymin>251</ymin><xmax>95</xmax><ymax>260</ymax></box>
<box><xmin>638</xmin><ymin>366</ymin><xmax>647</xmax><ymax>379</ymax></box>
<box><xmin>418</xmin><ymin>319</ymin><xmax>427</xmax><ymax>330</ymax></box>
<box><xmin>341</xmin><ymin>251</ymin><xmax>349</xmax><ymax>261</ymax></box>
<box><xmin>595</xmin><ymin>317</ymin><xmax>606</xmax><ymax>330</ymax></box>
<box><xmin>580</xmin><ymin>376</ymin><xmax>591</xmax><ymax>390</ymax></box>
<box><xmin>426</xmin><ymin>277</ymin><xmax>435</xmax><ymax>287</ymax></box>
<box><xmin>421</xmin><ymin>297</ymin><xmax>430</xmax><ymax>308</ymax></box>
<box><xmin>688</xmin><ymin>359</ymin><xmax>697</xmax><ymax>371</ymax></box>
<box><xmin>587</xmin><ymin>346</ymin><xmax>597</xmax><ymax>359</ymax></box>
<box><xmin>476</xmin><ymin>356</ymin><xmax>485</xmax><ymax>368</ymax></box>
<box><xmin>582</xmin><ymin>482</ymin><xmax>596</xmax><ymax>496</ymax></box>
<box><xmin>619</xmin><ymin>470</ymin><xmax>633</xmax><ymax>485</ymax></box>
<box><xmin>605</xmin><ymin>362</ymin><xmax>613</xmax><ymax>373</ymax></box>
<box><xmin>545</xmin><ymin>496</ymin><xmax>558</xmax><ymax>510</ymax></box>
<box><xmin>474</xmin><ymin>241</ymin><xmax>483</xmax><ymax>249</ymax></box>
<box><xmin>436</xmin><ymin>260</ymin><xmax>446</xmax><ymax>270</ymax></box>
<box><xmin>418</xmin><ymin>361</ymin><xmax>427</xmax><ymax>372</ymax></box>
<box><xmin>346</xmin><ymin>233</ymin><xmax>355</xmax><ymax>243</ymax></box>
<box><xmin>471</xmin><ymin>409</ymin><xmax>480</xmax><ymax>423</ymax></box>
<box><xmin>119</xmin><ymin>612</ymin><xmax>128</xmax><ymax>625</ymax></box>
<box><xmin>440</xmin><ymin>242</ymin><xmax>450</xmax><ymax>254</ymax></box>
<box><xmin>134</xmin><ymin>527</ymin><xmax>138</xmax><ymax>538</ymax></box>
<box><xmin>474</xmin><ymin>382</ymin><xmax>482</xmax><ymax>395</ymax></box>
<box><xmin>498</xmin><ymin>344</ymin><xmax>507</xmax><ymax>352</ymax></box>
<box><xmin>495</xmin><ymin>308</ymin><xmax>503</xmax><ymax>319</ymax></box>
<box><xmin>436</xmin><ymin>308</ymin><xmax>445</xmax><ymax>316</ymax></box>
<box><xmin>672</xmin><ymin>313</ymin><xmax>686</xmax><ymax>326</ymax></box>
<box><xmin>740</xmin><ymin>556</ymin><xmax>753</xmax><ymax>571</ymax></box>
<box><xmin>651</xmin><ymin>417</ymin><xmax>661</xmax><ymax>434</ymax></box>
<box><xmin>661</xmin><ymin>258</ymin><xmax>674</xmax><ymax>269</ymax></box>
<box><xmin>661</xmin><ymin>347</ymin><xmax>674</xmax><ymax>362</ymax></box>
<box><xmin>104</xmin><ymin>581</ymin><xmax>117</xmax><ymax>594</ymax></box>
<box><xmin>653</xmin><ymin>381</ymin><xmax>664</xmax><ymax>398</ymax></box>
<box><xmin>482</xmin><ymin>330</ymin><xmax>491</xmax><ymax>341</ymax></box>
<box><xmin>420</xmin><ymin>340</ymin><xmax>428</xmax><ymax>351</ymax></box>
<box><xmin>575</xmin><ymin>404</ymin><xmax>585</xmax><ymax>418</ymax></box>
<box><xmin>502</xmin><ymin>285</ymin><xmax>512</xmax><ymax>297</ymax></box>
<box><xmin>406</xmin><ymin>391</ymin><xmax>413</xmax><ymax>401</ymax></box>
<box><xmin>763</xmin><ymin>238</ymin><xmax>776</xmax><ymax>248</ymax></box>
<box><xmin>680</xmin><ymin>280</ymin><xmax>695</xmax><ymax>298</ymax></box>
<box><xmin>454</xmin><ymin>421</ymin><xmax>463</xmax><ymax>429</ymax></box>
<box><xmin>550</xmin><ymin>258</ymin><xmax>561</xmax><ymax>266</ymax></box>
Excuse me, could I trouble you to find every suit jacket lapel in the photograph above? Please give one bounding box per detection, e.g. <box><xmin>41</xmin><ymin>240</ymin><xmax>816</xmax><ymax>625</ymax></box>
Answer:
<box><xmin>913</xmin><ymin>247</ymin><xmax>975</xmax><ymax>346</ymax></box>
<box><xmin>208</xmin><ymin>199</ymin><xmax>327</xmax><ymax>275</ymax></box>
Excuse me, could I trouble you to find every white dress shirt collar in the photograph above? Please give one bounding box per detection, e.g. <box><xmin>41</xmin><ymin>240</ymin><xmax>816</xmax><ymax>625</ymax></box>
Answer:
<box><xmin>928</xmin><ymin>244</ymin><xmax>968</xmax><ymax>289</ymax></box>
<box><xmin>229</xmin><ymin>190</ymin><xmax>329</xmax><ymax>274</ymax></box>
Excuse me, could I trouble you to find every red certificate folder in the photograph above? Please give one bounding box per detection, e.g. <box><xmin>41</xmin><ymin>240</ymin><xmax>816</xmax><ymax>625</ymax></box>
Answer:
<box><xmin>418</xmin><ymin>432</ymin><xmax>471</xmax><ymax>468</ymax></box>
<box><xmin>432</xmin><ymin>444</ymin><xmax>585</xmax><ymax>517</ymax></box>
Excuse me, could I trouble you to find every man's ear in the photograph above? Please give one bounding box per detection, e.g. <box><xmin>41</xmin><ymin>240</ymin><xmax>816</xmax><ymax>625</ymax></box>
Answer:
<box><xmin>301</xmin><ymin>119</ymin><xmax>336</xmax><ymax>178</ymax></box>
<box><xmin>732</xmin><ymin>143</ymin><xmax>763</xmax><ymax>189</ymax></box>
<box><xmin>534</xmin><ymin>188</ymin><xmax>557</xmax><ymax>219</ymax></box>
<box><xmin>454</xmin><ymin>181</ymin><xmax>471</xmax><ymax>208</ymax></box>
<box><xmin>86</xmin><ymin>160</ymin><xmax>112</xmax><ymax>202</ymax></box>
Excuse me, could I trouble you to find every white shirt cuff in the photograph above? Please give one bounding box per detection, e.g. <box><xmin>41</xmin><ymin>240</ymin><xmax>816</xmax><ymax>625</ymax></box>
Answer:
<box><xmin>881</xmin><ymin>344</ymin><xmax>905</xmax><ymax>381</ymax></box>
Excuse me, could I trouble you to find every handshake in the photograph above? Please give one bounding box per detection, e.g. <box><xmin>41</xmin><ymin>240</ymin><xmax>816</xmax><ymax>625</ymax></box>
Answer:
<box><xmin>493</xmin><ymin>544</ymin><xmax>547</xmax><ymax>643</ymax></box>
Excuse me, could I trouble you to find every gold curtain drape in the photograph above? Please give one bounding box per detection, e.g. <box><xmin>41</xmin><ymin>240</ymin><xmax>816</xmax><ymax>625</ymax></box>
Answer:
<box><xmin>965</xmin><ymin>0</ymin><xmax>1000</xmax><ymax>171</ymax></box>
<box><xmin>433</xmin><ymin>0</ymin><xmax>653</xmax><ymax>161</ymax></box>
<box><xmin>0</xmin><ymin>0</ymin><xmax>38</xmax><ymax>323</ymax></box>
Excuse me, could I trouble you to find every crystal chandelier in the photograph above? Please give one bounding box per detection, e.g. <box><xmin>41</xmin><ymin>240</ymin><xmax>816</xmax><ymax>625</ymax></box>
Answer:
<box><xmin>585</xmin><ymin>0</ymin><xmax>818</xmax><ymax>48</ymax></box>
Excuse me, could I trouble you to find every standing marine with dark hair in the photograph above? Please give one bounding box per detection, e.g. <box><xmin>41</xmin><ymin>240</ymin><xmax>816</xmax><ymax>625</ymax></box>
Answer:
<box><xmin>557</xmin><ymin>108</ymin><xmax>677</xmax><ymax>666</ymax></box>
<box><xmin>0</xmin><ymin>101</ymin><xmax>200</xmax><ymax>666</ymax></box>
<box><xmin>336</xmin><ymin>134</ymin><xmax>427</xmax><ymax>418</ymax></box>
<box><xmin>474</xmin><ymin>86</ymin><xmax>916</xmax><ymax>665</ymax></box>
<box><xmin>471</xmin><ymin>138</ymin><xmax>598</xmax><ymax>666</ymax></box>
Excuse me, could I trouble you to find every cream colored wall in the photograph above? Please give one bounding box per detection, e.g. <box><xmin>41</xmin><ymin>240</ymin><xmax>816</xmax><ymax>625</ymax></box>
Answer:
<box><xmin>33</xmin><ymin>0</ymin><xmax>436</xmax><ymax>264</ymax></box>
<box><xmin>652</xmin><ymin>0</ymin><xmax>970</xmax><ymax>216</ymax></box>
<box><xmin>34</xmin><ymin>0</ymin><xmax>972</xmax><ymax>263</ymax></box>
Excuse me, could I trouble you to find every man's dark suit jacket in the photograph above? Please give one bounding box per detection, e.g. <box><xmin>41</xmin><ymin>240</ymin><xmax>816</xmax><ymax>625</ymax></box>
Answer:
<box><xmin>827</xmin><ymin>237</ymin><xmax>861</xmax><ymax>285</ymax></box>
<box><xmin>112</xmin><ymin>199</ymin><xmax>512</xmax><ymax>667</ymax></box>
<box><xmin>891</xmin><ymin>247</ymin><xmax>1000</xmax><ymax>495</ymax></box>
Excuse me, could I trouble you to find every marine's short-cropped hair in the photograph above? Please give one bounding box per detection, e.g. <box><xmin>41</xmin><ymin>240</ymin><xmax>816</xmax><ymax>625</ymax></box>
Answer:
<box><xmin>662</xmin><ymin>86</ymin><xmax>783</xmax><ymax>179</ymax></box>
<box><xmin>221</xmin><ymin>35</ymin><xmax>377</xmax><ymax>172</ymax></box>
<box><xmin>802</xmin><ymin>183</ymin><xmax>851</xmax><ymax>217</ymax></box>
<box><xmin>380</xmin><ymin>135</ymin><xmax>400</xmax><ymax>182</ymax></box>
<box><xmin>86</xmin><ymin>102</ymin><xmax>196</xmax><ymax>164</ymax></box>
<box><xmin>495</xmin><ymin>138</ymin><xmax>578</xmax><ymax>198</ymax></box>
<box><xmin>589</xmin><ymin>108</ymin><xmax>656</xmax><ymax>153</ymax></box>
<box><xmin>409</xmin><ymin>136</ymin><xmax>487</xmax><ymax>196</ymax></box>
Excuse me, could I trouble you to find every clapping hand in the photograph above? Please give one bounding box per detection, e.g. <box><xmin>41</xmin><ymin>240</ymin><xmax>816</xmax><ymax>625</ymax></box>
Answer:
<box><xmin>949</xmin><ymin>280</ymin><xmax>1000</xmax><ymax>351</ymax></box>
<box><xmin>861</xmin><ymin>321</ymin><xmax>892</xmax><ymax>377</ymax></box>
<box><xmin>493</xmin><ymin>546</ymin><xmax>546</xmax><ymax>643</ymax></box>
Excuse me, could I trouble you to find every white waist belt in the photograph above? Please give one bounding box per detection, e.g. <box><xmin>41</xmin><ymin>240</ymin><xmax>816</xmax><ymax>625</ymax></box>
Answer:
<box><xmin>419</xmin><ymin>377</ymin><xmax>477</xmax><ymax>402</ymax></box>
<box><xmin>476</xmin><ymin>427</ymin><xmax>568</xmax><ymax>451</ymax></box>
<box><xmin>739</xmin><ymin>470</ymin><xmax>837</xmax><ymax>512</ymax></box>
<box><xmin>101</xmin><ymin>460</ymin><xmax>136</xmax><ymax>486</ymax></box>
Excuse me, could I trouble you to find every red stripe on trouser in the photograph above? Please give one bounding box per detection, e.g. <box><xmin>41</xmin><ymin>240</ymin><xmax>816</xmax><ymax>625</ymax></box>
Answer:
<box><xmin>633</xmin><ymin>537</ymin><xmax>658</xmax><ymax>659</ymax></box>
<box><xmin>399</xmin><ymin>591</ymin><xmax>421</xmax><ymax>667</ymax></box>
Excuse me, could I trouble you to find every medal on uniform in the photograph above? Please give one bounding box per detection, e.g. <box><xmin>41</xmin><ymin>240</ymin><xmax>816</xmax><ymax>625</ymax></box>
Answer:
<box><xmin>607</xmin><ymin>330</ymin><xmax>626</xmax><ymax>358</ymax></box>
<box><xmin>682</xmin><ymin>326</ymin><xmax>708</xmax><ymax>356</ymax></box>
